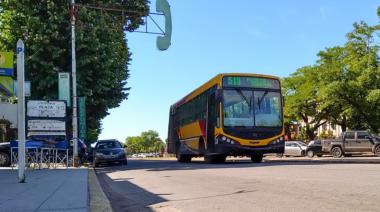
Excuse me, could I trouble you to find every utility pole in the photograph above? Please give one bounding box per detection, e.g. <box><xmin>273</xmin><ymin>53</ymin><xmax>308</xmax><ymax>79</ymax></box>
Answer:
<box><xmin>17</xmin><ymin>39</ymin><xmax>26</xmax><ymax>183</ymax></box>
<box><xmin>70</xmin><ymin>0</ymin><xmax>79</xmax><ymax>166</ymax></box>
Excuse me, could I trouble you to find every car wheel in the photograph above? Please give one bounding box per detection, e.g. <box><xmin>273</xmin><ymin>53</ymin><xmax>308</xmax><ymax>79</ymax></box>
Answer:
<box><xmin>331</xmin><ymin>146</ymin><xmax>343</xmax><ymax>158</ymax></box>
<box><xmin>316</xmin><ymin>154</ymin><xmax>322</xmax><ymax>157</ymax></box>
<box><xmin>374</xmin><ymin>145</ymin><xmax>380</xmax><ymax>157</ymax></box>
<box><xmin>306</xmin><ymin>150</ymin><xmax>314</xmax><ymax>158</ymax></box>
<box><xmin>251</xmin><ymin>154</ymin><xmax>263</xmax><ymax>163</ymax></box>
<box><xmin>0</xmin><ymin>152</ymin><xmax>10</xmax><ymax>167</ymax></box>
<box><xmin>301</xmin><ymin>150</ymin><xmax>306</xmax><ymax>157</ymax></box>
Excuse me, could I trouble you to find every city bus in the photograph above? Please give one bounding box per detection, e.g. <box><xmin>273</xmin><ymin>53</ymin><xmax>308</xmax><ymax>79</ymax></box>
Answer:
<box><xmin>167</xmin><ymin>73</ymin><xmax>285</xmax><ymax>163</ymax></box>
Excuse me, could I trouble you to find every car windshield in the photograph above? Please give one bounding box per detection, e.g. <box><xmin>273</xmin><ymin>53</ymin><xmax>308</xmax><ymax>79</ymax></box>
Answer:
<box><xmin>223</xmin><ymin>89</ymin><xmax>282</xmax><ymax>127</ymax></box>
<box><xmin>96</xmin><ymin>141</ymin><xmax>122</xmax><ymax>149</ymax></box>
<box><xmin>309</xmin><ymin>140</ymin><xmax>321</xmax><ymax>145</ymax></box>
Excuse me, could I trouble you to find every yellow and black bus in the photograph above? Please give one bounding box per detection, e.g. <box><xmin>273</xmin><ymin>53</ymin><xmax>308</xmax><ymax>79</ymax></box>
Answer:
<box><xmin>167</xmin><ymin>73</ymin><xmax>285</xmax><ymax>163</ymax></box>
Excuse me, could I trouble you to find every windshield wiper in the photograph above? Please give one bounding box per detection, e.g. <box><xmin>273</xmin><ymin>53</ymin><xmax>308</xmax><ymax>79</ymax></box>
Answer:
<box><xmin>258</xmin><ymin>91</ymin><xmax>268</xmax><ymax>109</ymax></box>
<box><xmin>234</xmin><ymin>88</ymin><xmax>251</xmax><ymax>108</ymax></box>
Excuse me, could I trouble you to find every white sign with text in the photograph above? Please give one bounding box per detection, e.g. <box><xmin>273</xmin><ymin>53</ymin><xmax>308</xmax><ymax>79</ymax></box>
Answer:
<box><xmin>27</xmin><ymin>100</ymin><xmax>66</xmax><ymax>118</ymax></box>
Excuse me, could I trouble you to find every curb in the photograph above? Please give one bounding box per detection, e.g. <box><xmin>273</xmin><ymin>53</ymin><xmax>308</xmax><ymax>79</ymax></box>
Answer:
<box><xmin>88</xmin><ymin>168</ymin><xmax>113</xmax><ymax>212</ymax></box>
<box><xmin>264</xmin><ymin>158</ymin><xmax>380</xmax><ymax>164</ymax></box>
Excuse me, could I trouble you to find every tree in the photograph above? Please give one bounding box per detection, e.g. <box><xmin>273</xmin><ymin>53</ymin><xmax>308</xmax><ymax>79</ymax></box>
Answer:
<box><xmin>284</xmin><ymin>7</ymin><xmax>380</xmax><ymax>137</ymax></box>
<box><xmin>317</xmin><ymin>21</ymin><xmax>380</xmax><ymax>132</ymax></box>
<box><xmin>125</xmin><ymin>136</ymin><xmax>144</xmax><ymax>154</ymax></box>
<box><xmin>0</xmin><ymin>0</ymin><xmax>149</xmax><ymax>141</ymax></box>
<box><xmin>283</xmin><ymin>66</ymin><xmax>330</xmax><ymax>140</ymax></box>
<box><xmin>125</xmin><ymin>130</ymin><xmax>165</xmax><ymax>155</ymax></box>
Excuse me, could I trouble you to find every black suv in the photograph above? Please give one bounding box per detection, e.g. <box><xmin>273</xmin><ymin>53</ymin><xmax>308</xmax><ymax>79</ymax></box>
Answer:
<box><xmin>306</xmin><ymin>140</ymin><xmax>324</xmax><ymax>158</ymax></box>
<box><xmin>93</xmin><ymin>139</ymin><xmax>127</xmax><ymax>167</ymax></box>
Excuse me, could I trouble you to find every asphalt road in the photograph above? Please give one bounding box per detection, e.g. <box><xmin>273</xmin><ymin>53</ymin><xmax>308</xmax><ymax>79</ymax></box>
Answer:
<box><xmin>95</xmin><ymin>158</ymin><xmax>380</xmax><ymax>212</ymax></box>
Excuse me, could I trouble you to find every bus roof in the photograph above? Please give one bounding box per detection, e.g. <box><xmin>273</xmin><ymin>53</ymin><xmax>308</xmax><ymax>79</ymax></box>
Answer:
<box><xmin>171</xmin><ymin>73</ymin><xmax>280</xmax><ymax>109</ymax></box>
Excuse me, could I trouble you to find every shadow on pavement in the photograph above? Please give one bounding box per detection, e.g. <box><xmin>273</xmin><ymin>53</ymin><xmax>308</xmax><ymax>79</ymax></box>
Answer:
<box><xmin>94</xmin><ymin>156</ymin><xmax>379</xmax><ymax>174</ymax></box>
<box><xmin>96</xmin><ymin>164</ymin><xmax>167</xmax><ymax>212</ymax></box>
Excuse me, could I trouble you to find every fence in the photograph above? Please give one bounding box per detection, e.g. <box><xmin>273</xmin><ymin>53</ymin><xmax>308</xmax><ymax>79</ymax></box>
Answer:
<box><xmin>10</xmin><ymin>140</ymin><xmax>69</xmax><ymax>169</ymax></box>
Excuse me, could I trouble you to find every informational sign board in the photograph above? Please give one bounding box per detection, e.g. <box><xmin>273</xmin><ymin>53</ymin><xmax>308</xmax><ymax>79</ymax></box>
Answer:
<box><xmin>27</xmin><ymin>131</ymin><xmax>66</xmax><ymax>136</ymax></box>
<box><xmin>27</xmin><ymin>119</ymin><xmax>66</xmax><ymax>131</ymax></box>
<box><xmin>0</xmin><ymin>52</ymin><xmax>14</xmax><ymax>76</ymax></box>
<box><xmin>78</xmin><ymin>97</ymin><xmax>86</xmax><ymax>140</ymax></box>
<box><xmin>13</xmin><ymin>80</ymin><xmax>31</xmax><ymax>97</ymax></box>
<box><xmin>27</xmin><ymin>100</ymin><xmax>66</xmax><ymax>118</ymax></box>
<box><xmin>58</xmin><ymin>72</ymin><xmax>71</xmax><ymax>107</ymax></box>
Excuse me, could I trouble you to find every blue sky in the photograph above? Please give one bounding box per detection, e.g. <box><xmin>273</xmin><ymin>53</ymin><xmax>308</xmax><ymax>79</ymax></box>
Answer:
<box><xmin>99</xmin><ymin>0</ymin><xmax>379</xmax><ymax>142</ymax></box>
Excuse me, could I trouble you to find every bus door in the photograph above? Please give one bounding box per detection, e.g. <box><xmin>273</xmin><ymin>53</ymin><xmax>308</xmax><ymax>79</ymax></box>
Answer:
<box><xmin>206</xmin><ymin>93</ymin><xmax>216</xmax><ymax>153</ymax></box>
<box><xmin>167</xmin><ymin>107</ymin><xmax>179</xmax><ymax>154</ymax></box>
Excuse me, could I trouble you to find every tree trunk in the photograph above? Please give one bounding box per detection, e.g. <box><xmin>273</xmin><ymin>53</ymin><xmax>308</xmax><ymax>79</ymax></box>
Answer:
<box><xmin>341</xmin><ymin>115</ymin><xmax>347</xmax><ymax>132</ymax></box>
<box><xmin>305</xmin><ymin>125</ymin><xmax>315</xmax><ymax>141</ymax></box>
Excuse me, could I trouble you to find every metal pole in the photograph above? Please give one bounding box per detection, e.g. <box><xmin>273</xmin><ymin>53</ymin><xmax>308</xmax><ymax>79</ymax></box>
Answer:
<box><xmin>17</xmin><ymin>39</ymin><xmax>26</xmax><ymax>183</ymax></box>
<box><xmin>71</xmin><ymin>0</ymin><xmax>79</xmax><ymax>166</ymax></box>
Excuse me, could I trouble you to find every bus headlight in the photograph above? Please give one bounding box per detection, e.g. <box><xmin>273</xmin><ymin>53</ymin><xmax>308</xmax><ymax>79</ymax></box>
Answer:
<box><xmin>216</xmin><ymin>136</ymin><xmax>237</xmax><ymax>145</ymax></box>
<box><xmin>270</xmin><ymin>139</ymin><xmax>282</xmax><ymax>145</ymax></box>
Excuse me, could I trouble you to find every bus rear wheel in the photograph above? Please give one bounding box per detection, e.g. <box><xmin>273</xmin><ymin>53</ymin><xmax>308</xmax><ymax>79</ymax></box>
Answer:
<box><xmin>251</xmin><ymin>154</ymin><xmax>263</xmax><ymax>163</ymax></box>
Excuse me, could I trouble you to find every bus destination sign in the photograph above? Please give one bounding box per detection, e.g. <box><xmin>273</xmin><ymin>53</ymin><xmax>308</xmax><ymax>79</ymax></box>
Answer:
<box><xmin>223</xmin><ymin>76</ymin><xmax>280</xmax><ymax>89</ymax></box>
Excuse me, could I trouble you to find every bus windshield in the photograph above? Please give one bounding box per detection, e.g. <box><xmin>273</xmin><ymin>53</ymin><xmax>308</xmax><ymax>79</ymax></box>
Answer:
<box><xmin>223</xmin><ymin>89</ymin><xmax>282</xmax><ymax>127</ymax></box>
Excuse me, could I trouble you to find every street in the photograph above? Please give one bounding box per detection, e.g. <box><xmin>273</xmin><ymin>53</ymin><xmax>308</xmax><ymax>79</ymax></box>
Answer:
<box><xmin>95</xmin><ymin>158</ymin><xmax>380</xmax><ymax>212</ymax></box>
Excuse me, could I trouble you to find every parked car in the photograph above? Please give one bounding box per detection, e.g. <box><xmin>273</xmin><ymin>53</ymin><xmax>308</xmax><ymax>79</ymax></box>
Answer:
<box><xmin>0</xmin><ymin>142</ymin><xmax>11</xmax><ymax>167</ymax></box>
<box><xmin>279</xmin><ymin>141</ymin><xmax>307</xmax><ymax>157</ymax></box>
<box><xmin>322</xmin><ymin>131</ymin><xmax>380</xmax><ymax>158</ymax></box>
<box><xmin>93</xmin><ymin>139</ymin><xmax>127</xmax><ymax>167</ymax></box>
<box><xmin>306</xmin><ymin>140</ymin><xmax>324</xmax><ymax>158</ymax></box>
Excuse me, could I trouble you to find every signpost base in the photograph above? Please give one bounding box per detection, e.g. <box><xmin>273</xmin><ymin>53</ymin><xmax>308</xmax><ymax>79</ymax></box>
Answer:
<box><xmin>73</xmin><ymin>156</ymin><xmax>80</xmax><ymax>167</ymax></box>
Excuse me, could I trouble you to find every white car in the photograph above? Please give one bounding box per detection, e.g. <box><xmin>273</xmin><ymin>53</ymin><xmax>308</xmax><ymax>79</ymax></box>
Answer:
<box><xmin>280</xmin><ymin>141</ymin><xmax>308</xmax><ymax>157</ymax></box>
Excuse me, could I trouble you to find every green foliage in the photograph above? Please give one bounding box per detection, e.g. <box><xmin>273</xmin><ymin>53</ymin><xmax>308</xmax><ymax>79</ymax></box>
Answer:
<box><xmin>0</xmin><ymin>0</ymin><xmax>149</xmax><ymax>141</ymax></box>
<box><xmin>318</xmin><ymin>130</ymin><xmax>334</xmax><ymax>139</ymax></box>
<box><xmin>282</xmin><ymin>66</ymin><xmax>329</xmax><ymax>140</ymax></box>
<box><xmin>125</xmin><ymin>130</ymin><xmax>165</xmax><ymax>155</ymax></box>
<box><xmin>284</xmin><ymin>6</ymin><xmax>380</xmax><ymax>139</ymax></box>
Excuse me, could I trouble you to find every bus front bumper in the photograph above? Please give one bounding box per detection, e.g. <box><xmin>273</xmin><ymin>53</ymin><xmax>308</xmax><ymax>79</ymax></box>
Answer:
<box><xmin>214</xmin><ymin>141</ymin><xmax>284</xmax><ymax>156</ymax></box>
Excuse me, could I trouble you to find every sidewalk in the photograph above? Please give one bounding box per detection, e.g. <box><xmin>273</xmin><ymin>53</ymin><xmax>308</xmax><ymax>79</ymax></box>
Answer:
<box><xmin>0</xmin><ymin>168</ymin><xmax>88</xmax><ymax>212</ymax></box>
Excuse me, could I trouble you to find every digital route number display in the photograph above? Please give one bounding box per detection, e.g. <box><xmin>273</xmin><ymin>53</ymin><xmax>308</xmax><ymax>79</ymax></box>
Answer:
<box><xmin>223</xmin><ymin>76</ymin><xmax>280</xmax><ymax>89</ymax></box>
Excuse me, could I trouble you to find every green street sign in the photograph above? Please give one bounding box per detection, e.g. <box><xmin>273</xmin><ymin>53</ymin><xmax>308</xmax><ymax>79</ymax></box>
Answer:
<box><xmin>78</xmin><ymin>97</ymin><xmax>86</xmax><ymax>140</ymax></box>
<box><xmin>156</xmin><ymin>0</ymin><xmax>172</xmax><ymax>51</ymax></box>
<box><xmin>0</xmin><ymin>52</ymin><xmax>14</xmax><ymax>76</ymax></box>
<box><xmin>58</xmin><ymin>72</ymin><xmax>71</xmax><ymax>107</ymax></box>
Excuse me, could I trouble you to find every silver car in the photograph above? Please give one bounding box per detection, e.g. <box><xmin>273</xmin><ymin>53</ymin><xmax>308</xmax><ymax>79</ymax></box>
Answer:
<box><xmin>279</xmin><ymin>141</ymin><xmax>307</xmax><ymax>157</ymax></box>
